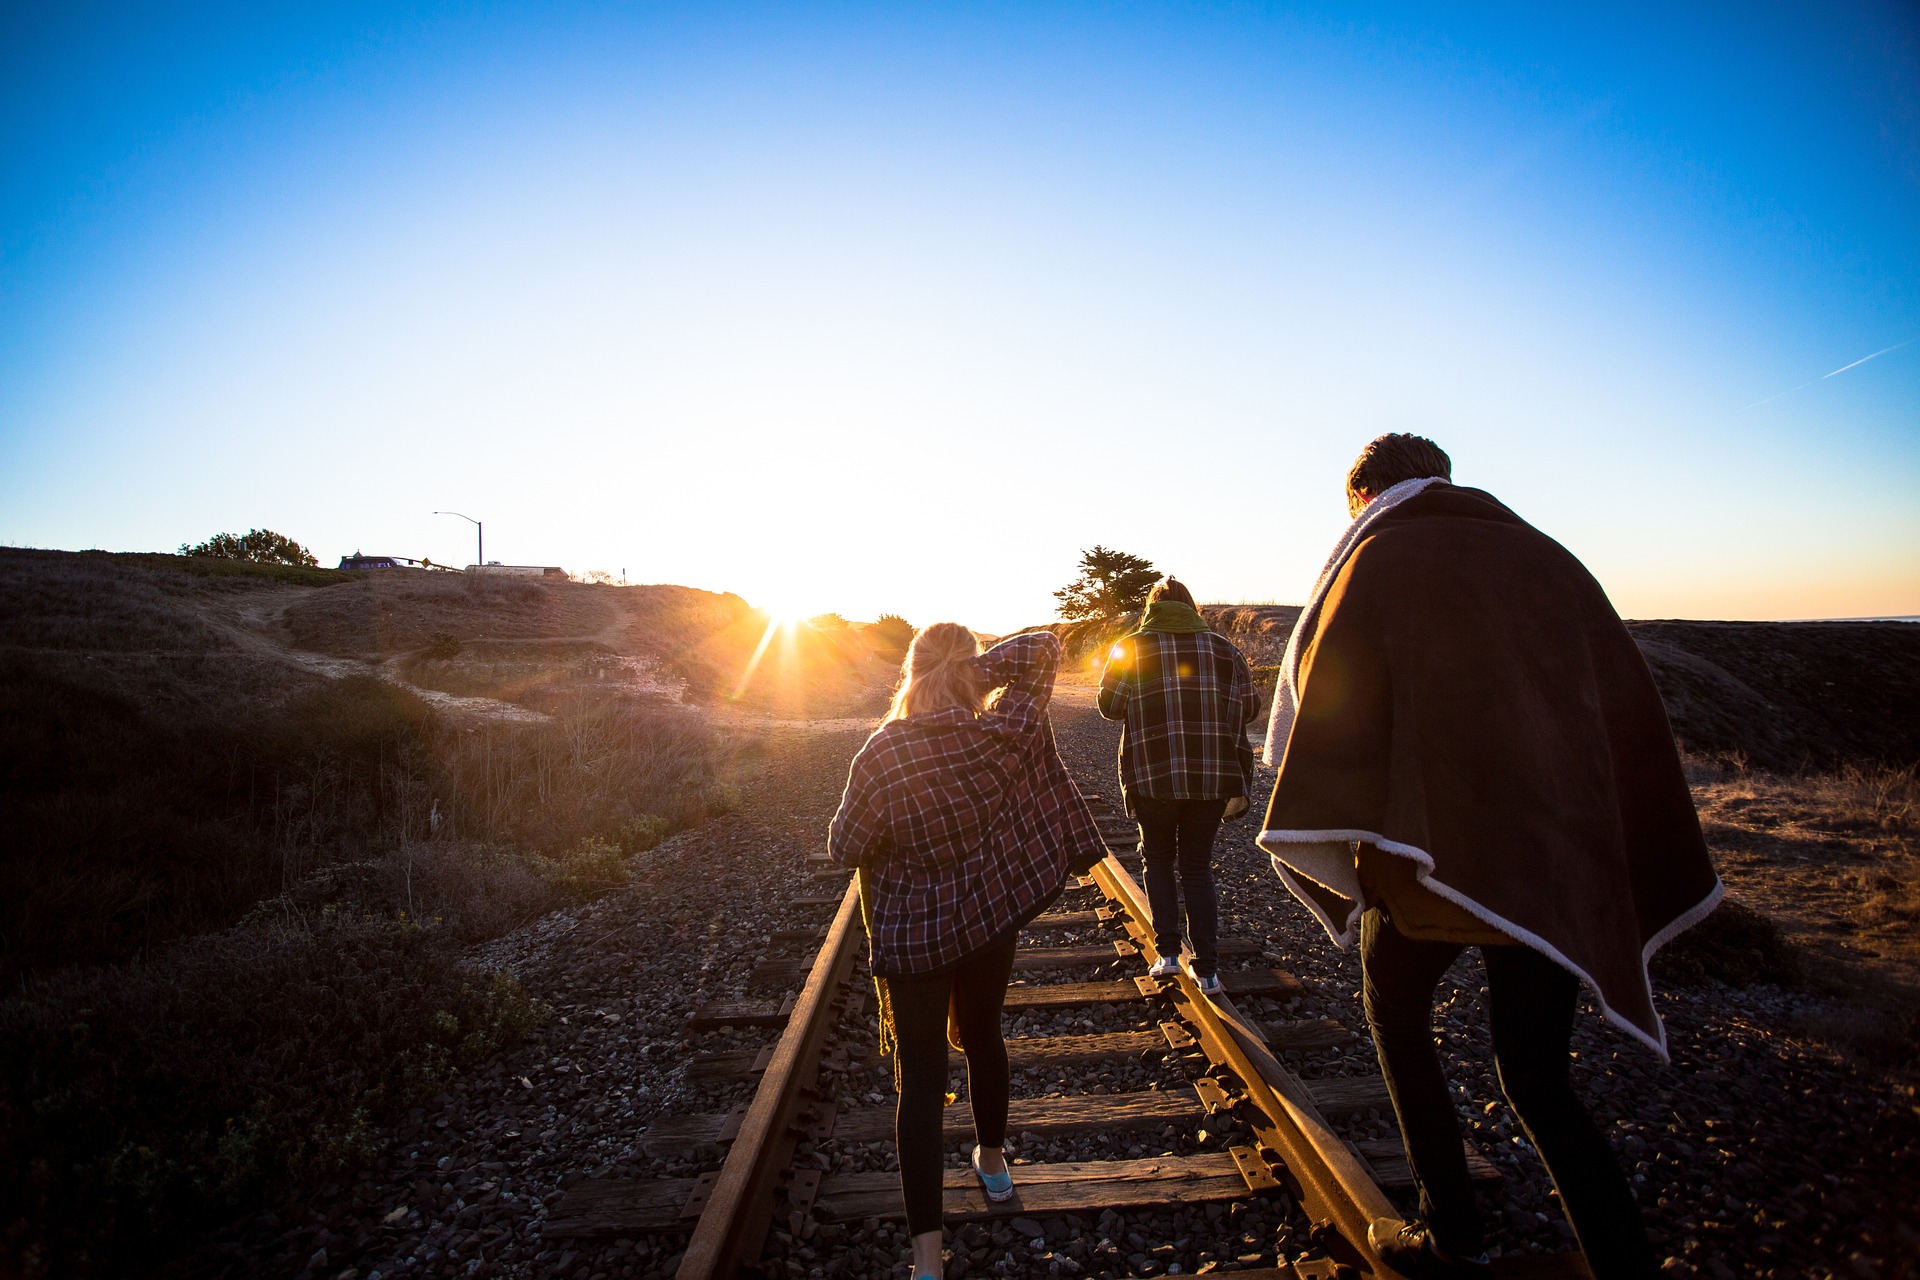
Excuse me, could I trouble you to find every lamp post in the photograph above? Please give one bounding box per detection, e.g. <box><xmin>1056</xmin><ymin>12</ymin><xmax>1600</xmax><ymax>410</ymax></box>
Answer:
<box><xmin>434</xmin><ymin>511</ymin><xmax>482</xmax><ymax>569</ymax></box>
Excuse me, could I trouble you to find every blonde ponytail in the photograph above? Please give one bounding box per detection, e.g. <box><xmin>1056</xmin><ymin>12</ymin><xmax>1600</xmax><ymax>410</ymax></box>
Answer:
<box><xmin>885</xmin><ymin>622</ymin><xmax>986</xmax><ymax>722</ymax></box>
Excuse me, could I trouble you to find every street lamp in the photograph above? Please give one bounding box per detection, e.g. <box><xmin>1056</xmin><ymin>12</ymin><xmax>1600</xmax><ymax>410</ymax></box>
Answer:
<box><xmin>434</xmin><ymin>511</ymin><xmax>482</xmax><ymax>569</ymax></box>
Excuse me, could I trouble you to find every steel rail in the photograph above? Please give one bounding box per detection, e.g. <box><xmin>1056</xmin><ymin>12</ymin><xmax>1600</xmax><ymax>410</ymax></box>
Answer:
<box><xmin>676</xmin><ymin>878</ymin><xmax>864</xmax><ymax>1280</ymax></box>
<box><xmin>1089</xmin><ymin>854</ymin><xmax>1400</xmax><ymax>1276</ymax></box>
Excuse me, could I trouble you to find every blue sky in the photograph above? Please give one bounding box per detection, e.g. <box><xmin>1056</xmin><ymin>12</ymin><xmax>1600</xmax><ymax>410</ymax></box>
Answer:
<box><xmin>2</xmin><ymin>2</ymin><xmax>1916</xmax><ymax>631</ymax></box>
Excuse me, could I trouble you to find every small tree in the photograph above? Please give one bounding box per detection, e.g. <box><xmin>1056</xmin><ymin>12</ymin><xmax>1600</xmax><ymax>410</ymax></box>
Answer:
<box><xmin>179</xmin><ymin>529</ymin><xmax>318</xmax><ymax>567</ymax></box>
<box><xmin>1054</xmin><ymin>546</ymin><xmax>1159</xmax><ymax>621</ymax></box>
<box><xmin>870</xmin><ymin>613</ymin><xmax>915</xmax><ymax>656</ymax></box>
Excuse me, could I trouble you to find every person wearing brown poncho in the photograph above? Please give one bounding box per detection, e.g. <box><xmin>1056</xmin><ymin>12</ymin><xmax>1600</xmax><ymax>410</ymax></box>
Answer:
<box><xmin>1256</xmin><ymin>434</ymin><xmax>1721</xmax><ymax>1280</ymax></box>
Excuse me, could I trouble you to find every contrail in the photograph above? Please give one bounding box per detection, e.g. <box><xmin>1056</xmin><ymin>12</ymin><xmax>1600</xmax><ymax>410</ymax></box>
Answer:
<box><xmin>1821</xmin><ymin>338</ymin><xmax>1911</xmax><ymax>379</ymax></box>
<box><xmin>1740</xmin><ymin>337</ymin><xmax>1914</xmax><ymax>411</ymax></box>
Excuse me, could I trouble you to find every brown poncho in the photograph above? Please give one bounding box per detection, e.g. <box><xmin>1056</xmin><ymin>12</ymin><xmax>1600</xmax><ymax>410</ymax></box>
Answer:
<box><xmin>1257</xmin><ymin>481</ymin><xmax>1721</xmax><ymax>1057</ymax></box>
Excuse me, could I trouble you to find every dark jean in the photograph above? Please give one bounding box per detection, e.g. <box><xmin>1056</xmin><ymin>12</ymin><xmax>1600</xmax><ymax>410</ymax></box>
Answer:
<box><xmin>1134</xmin><ymin>796</ymin><xmax>1227</xmax><ymax>975</ymax></box>
<box><xmin>887</xmin><ymin>935</ymin><xmax>1019</xmax><ymax>1235</ymax></box>
<box><xmin>1360</xmin><ymin>908</ymin><xmax>1658</xmax><ymax>1279</ymax></box>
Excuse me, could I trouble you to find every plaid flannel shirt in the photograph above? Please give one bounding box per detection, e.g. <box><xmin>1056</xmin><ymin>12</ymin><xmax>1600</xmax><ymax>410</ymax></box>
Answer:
<box><xmin>828</xmin><ymin>631</ymin><xmax>1105</xmax><ymax>978</ymax></box>
<box><xmin>1097</xmin><ymin>628</ymin><xmax>1260</xmax><ymax>813</ymax></box>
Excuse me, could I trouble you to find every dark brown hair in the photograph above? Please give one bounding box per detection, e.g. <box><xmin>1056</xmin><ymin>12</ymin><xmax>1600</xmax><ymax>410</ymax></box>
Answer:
<box><xmin>1345</xmin><ymin>434</ymin><xmax>1451</xmax><ymax>515</ymax></box>
<box><xmin>1146</xmin><ymin>576</ymin><xmax>1195</xmax><ymax>608</ymax></box>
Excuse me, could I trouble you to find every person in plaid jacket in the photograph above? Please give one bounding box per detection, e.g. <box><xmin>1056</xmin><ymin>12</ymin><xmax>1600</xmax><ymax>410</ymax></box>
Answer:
<box><xmin>829</xmin><ymin>624</ymin><xmax>1103</xmax><ymax>1280</ymax></box>
<box><xmin>1098</xmin><ymin>576</ymin><xmax>1261</xmax><ymax>994</ymax></box>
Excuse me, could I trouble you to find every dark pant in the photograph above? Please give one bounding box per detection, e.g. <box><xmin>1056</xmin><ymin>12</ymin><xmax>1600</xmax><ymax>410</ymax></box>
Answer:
<box><xmin>1360</xmin><ymin>908</ymin><xmax>1657</xmax><ymax>1279</ymax></box>
<box><xmin>888</xmin><ymin>935</ymin><xmax>1019</xmax><ymax>1235</ymax></box>
<box><xmin>1135</xmin><ymin>797</ymin><xmax>1227</xmax><ymax>975</ymax></box>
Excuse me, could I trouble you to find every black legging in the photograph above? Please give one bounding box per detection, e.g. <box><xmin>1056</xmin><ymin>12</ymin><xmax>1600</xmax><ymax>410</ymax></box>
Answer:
<box><xmin>886</xmin><ymin>935</ymin><xmax>1019</xmax><ymax>1235</ymax></box>
<box><xmin>1361</xmin><ymin>908</ymin><xmax>1658</xmax><ymax>1279</ymax></box>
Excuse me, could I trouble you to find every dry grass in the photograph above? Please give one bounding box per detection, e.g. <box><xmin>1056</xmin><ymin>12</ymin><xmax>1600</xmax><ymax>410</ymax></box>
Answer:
<box><xmin>396</xmin><ymin>638</ymin><xmax>634</xmax><ymax>701</ymax></box>
<box><xmin>282</xmin><ymin>572</ymin><xmax>625</xmax><ymax>657</ymax></box>
<box><xmin>0</xmin><ymin>668</ymin><xmax>723</xmax><ymax>1275</ymax></box>
<box><xmin>0</xmin><ymin>548</ymin><xmax>825</xmax><ymax>1276</ymax></box>
<box><xmin>0</xmin><ymin>656</ymin><xmax>722</xmax><ymax>1275</ymax></box>
<box><xmin>0</xmin><ymin>668</ymin><xmax>735</xmax><ymax>985</ymax></box>
<box><xmin>0</xmin><ymin>549</ymin><xmax>252</xmax><ymax>655</ymax></box>
<box><xmin>1683</xmin><ymin>755</ymin><xmax>1920</xmax><ymax>1071</ymax></box>
<box><xmin>0</xmin><ymin>910</ymin><xmax>543</xmax><ymax>1277</ymax></box>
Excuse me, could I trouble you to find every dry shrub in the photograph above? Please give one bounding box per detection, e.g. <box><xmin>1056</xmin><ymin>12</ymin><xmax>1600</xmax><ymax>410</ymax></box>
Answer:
<box><xmin>427</xmin><ymin>693</ymin><xmax>734</xmax><ymax>852</ymax></box>
<box><xmin>1</xmin><ymin>669</ymin><xmax>732</xmax><ymax>985</ymax></box>
<box><xmin>1200</xmin><ymin>605</ymin><xmax>1302</xmax><ymax>665</ymax></box>
<box><xmin>0</xmin><ymin>671</ymin><xmax>438</xmax><ymax>984</ymax></box>
<box><xmin>1651</xmin><ymin>898</ymin><xmax>1801</xmax><ymax>989</ymax></box>
<box><xmin>251</xmin><ymin>841</ymin><xmax>621</xmax><ymax>943</ymax></box>
<box><xmin>1797</xmin><ymin>761</ymin><xmax>1919</xmax><ymax>833</ymax></box>
<box><xmin>1250</xmin><ymin>663</ymin><xmax>1282</xmax><ymax>699</ymax></box>
<box><xmin>0</xmin><ymin>913</ymin><xmax>543</xmax><ymax>1278</ymax></box>
<box><xmin>280</xmin><ymin>572</ymin><xmax>620</xmax><ymax>658</ymax></box>
<box><xmin>1793</xmin><ymin>999</ymin><xmax>1920</xmax><ymax>1073</ymax></box>
<box><xmin>0</xmin><ymin>795</ymin><xmax>679</xmax><ymax>1275</ymax></box>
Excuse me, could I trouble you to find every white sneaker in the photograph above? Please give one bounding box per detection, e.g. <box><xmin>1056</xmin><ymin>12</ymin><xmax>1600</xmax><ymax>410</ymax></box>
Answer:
<box><xmin>1186</xmin><ymin>960</ymin><xmax>1225</xmax><ymax>997</ymax></box>
<box><xmin>1148</xmin><ymin>954</ymin><xmax>1181</xmax><ymax>980</ymax></box>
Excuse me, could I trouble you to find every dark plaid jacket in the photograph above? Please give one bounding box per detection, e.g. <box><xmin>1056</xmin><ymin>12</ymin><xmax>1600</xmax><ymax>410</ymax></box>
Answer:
<box><xmin>828</xmin><ymin>631</ymin><xmax>1104</xmax><ymax>978</ymax></box>
<box><xmin>1098</xmin><ymin>628</ymin><xmax>1260</xmax><ymax>813</ymax></box>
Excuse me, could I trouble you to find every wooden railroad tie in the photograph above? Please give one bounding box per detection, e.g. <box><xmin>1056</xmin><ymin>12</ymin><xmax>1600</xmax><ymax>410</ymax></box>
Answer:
<box><xmin>810</xmin><ymin>1151</ymin><xmax>1275</xmax><ymax>1223</ymax></box>
<box><xmin>750</xmin><ymin>938</ymin><xmax>1264</xmax><ymax>989</ymax></box>
<box><xmin>1006</xmin><ymin>967</ymin><xmax>1303</xmax><ymax>1010</ymax></box>
<box><xmin>1022</xmin><ymin>907</ymin><xmax>1114</xmax><ymax>930</ymax></box>
<box><xmin>688</xmin><ymin>1019</ymin><xmax>1353</xmax><ymax>1085</ymax></box>
<box><xmin>641</xmin><ymin>1084</ymin><xmax>1212</xmax><ymax>1155</ymax></box>
<box><xmin>548</xmin><ymin>1151</ymin><xmax>1284</xmax><ymax>1238</ymax></box>
<box><xmin>695</xmin><ymin>968</ymin><xmax>1304</xmax><ymax>1027</ymax></box>
<box><xmin>688</xmin><ymin>1029</ymin><xmax>1166</xmax><ymax>1085</ymax></box>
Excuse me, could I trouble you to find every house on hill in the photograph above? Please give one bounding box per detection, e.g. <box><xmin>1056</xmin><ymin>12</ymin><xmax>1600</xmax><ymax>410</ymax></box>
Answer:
<box><xmin>338</xmin><ymin>553</ymin><xmax>452</xmax><ymax>572</ymax></box>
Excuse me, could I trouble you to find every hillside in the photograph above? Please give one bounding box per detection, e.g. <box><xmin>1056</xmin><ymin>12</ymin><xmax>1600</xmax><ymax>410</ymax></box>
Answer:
<box><xmin>0</xmin><ymin>548</ymin><xmax>899</xmax><ymax>984</ymax></box>
<box><xmin>3</xmin><ymin>548</ymin><xmax>1917</xmax><ymax>1279</ymax></box>
<box><xmin>1048</xmin><ymin>603</ymin><xmax>1920</xmax><ymax>771</ymax></box>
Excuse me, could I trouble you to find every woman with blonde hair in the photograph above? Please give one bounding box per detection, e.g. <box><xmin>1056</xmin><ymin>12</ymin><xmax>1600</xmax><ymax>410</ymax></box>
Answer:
<box><xmin>830</xmin><ymin>625</ymin><xmax>1105</xmax><ymax>1280</ymax></box>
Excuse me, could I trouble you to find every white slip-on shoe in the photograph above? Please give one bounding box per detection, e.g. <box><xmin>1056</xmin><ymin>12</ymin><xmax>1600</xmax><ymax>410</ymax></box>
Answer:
<box><xmin>1148</xmin><ymin>954</ymin><xmax>1181</xmax><ymax>980</ymax></box>
<box><xmin>972</xmin><ymin>1145</ymin><xmax>1015</xmax><ymax>1202</ymax></box>
<box><xmin>1185</xmin><ymin>959</ymin><xmax>1225</xmax><ymax>997</ymax></box>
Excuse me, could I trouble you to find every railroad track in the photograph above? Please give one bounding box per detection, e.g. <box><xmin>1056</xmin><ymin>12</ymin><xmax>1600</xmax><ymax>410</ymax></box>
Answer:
<box><xmin>546</xmin><ymin>798</ymin><xmax>1589</xmax><ymax>1280</ymax></box>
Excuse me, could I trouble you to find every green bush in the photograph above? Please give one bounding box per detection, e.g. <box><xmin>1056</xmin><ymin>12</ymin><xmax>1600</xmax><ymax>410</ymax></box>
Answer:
<box><xmin>551</xmin><ymin>836</ymin><xmax>632</xmax><ymax>895</ymax></box>
<box><xmin>697</xmin><ymin>780</ymin><xmax>741</xmax><ymax>818</ymax></box>
<box><xmin>178</xmin><ymin>529</ymin><xmax>318</xmax><ymax>568</ymax></box>
<box><xmin>618</xmin><ymin>813</ymin><xmax>673</xmax><ymax>852</ymax></box>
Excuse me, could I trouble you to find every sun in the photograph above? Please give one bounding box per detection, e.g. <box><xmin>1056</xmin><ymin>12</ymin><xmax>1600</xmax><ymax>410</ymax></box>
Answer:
<box><xmin>754</xmin><ymin>593</ymin><xmax>813</xmax><ymax>628</ymax></box>
<box><xmin>731</xmin><ymin>593</ymin><xmax>816</xmax><ymax>702</ymax></box>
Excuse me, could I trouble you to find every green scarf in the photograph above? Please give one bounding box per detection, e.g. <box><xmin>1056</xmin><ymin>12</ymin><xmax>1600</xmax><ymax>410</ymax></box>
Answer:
<box><xmin>1138</xmin><ymin>601</ymin><xmax>1210</xmax><ymax>634</ymax></box>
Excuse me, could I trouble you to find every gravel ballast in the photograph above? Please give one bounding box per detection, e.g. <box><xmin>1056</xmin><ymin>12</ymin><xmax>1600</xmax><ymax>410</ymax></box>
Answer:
<box><xmin>202</xmin><ymin>692</ymin><xmax>1919</xmax><ymax>1280</ymax></box>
